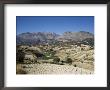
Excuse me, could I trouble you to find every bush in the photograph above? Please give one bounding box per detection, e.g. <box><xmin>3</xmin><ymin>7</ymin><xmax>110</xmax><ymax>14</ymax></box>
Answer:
<box><xmin>66</xmin><ymin>58</ymin><xmax>72</xmax><ymax>65</ymax></box>
<box><xmin>59</xmin><ymin>61</ymin><xmax>64</xmax><ymax>65</ymax></box>
<box><xmin>74</xmin><ymin>64</ymin><xmax>77</xmax><ymax>67</ymax></box>
<box><xmin>32</xmin><ymin>50</ymin><xmax>44</xmax><ymax>58</ymax></box>
<box><xmin>61</xmin><ymin>60</ymin><xmax>65</xmax><ymax>64</ymax></box>
<box><xmin>16</xmin><ymin>49</ymin><xmax>25</xmax><ymax>63</ymax></box>
<box><xmin>53</xmin><ymin>57</ymin><xmax>60</xmax><ymax>64</ymax></box>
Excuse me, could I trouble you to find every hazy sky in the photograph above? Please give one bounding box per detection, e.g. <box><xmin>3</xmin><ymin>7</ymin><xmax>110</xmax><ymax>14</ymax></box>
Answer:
<box><xmin>16</xmin><ymin>16</ymin><xmax>94</xmax><ymax>35</ymax></box>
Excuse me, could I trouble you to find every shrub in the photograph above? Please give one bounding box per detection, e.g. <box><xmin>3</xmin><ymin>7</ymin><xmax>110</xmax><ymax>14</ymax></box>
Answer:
<box><xmin>74</xmin><ymin>64</ymin><xmax>77</xmax><ymax>67</ymax></box>
<box><xmin>61</xmin><ymin>60</ymin><xmax>65</xmax><ymax>64</ymax></box>
<box><xmin>53</xmin><ymin>57</ymin><xmax>60</xmax><ymax>64</ymax></box>
<box><xmin>59</xmin><ymin>61</ymin><xmax>64</xmax><ymax>65</ymax></box>
<box><xmin>32</xmin><ymin>50</ymin><xmax>44</xmax><ymax>58</ymax></box>
<box><xmin>66</xmin><ymin>58</ymin><xmax>72</xmax><ymax>65</ymax></box>
<box><xmin>16</xmin><ymin>49</ymin><xmax>25</xmax><ymax>63</ymax></box>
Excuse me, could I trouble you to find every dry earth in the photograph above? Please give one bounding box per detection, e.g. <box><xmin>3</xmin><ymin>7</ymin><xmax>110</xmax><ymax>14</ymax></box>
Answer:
<box><xmin>16</xmin><ymin>63</ymin><xmax>93</xmax><ymax>74</ymax></box>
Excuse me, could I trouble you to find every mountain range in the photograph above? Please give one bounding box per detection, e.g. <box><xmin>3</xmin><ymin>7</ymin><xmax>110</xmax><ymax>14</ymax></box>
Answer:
<box><xmin>17</xmin><ymin>31</ymin><xmax>94</xmax><ymax>46</ymax></box>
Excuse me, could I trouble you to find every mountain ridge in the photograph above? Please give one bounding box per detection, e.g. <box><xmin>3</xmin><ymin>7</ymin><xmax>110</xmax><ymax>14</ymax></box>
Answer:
<box><xmin>17</xmin><ymin>31</ymin><xmax>94</xmax><ymax>45</ymax></box>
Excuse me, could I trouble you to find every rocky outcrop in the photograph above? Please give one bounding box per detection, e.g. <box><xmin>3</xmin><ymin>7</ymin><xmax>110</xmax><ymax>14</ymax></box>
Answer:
<box><xmin>17</xmin><ymin>31</ymin><xmax>94</xmax><ymax>45</ymax></box>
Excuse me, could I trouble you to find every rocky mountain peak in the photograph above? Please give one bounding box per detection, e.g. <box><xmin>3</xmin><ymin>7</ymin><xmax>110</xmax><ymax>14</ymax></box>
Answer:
<box><xmin>17</xmin><ymin>31</ymin><xmax>94</xmax><ymax>45</ymax></box>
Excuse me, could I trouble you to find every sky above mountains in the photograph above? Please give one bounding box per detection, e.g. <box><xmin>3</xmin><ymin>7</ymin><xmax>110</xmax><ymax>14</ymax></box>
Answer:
<box><xmin>16</xmin><ymin>16</ymin><xmax>94</xmax><ymax>35</ymax></box>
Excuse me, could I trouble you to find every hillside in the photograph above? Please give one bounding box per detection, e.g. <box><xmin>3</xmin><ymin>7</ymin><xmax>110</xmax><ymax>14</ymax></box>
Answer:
<box><xmin>16</xmin><ymin>31</ymin><xmax>94</xmax><ymax>74</ymax></box>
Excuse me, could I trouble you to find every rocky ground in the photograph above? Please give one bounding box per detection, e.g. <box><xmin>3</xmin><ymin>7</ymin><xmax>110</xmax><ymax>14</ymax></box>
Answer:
<box><xmin>16</xmin><ymin>63</ymin><xmax>93</xmax><ymax>74</ymax></box>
